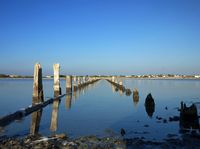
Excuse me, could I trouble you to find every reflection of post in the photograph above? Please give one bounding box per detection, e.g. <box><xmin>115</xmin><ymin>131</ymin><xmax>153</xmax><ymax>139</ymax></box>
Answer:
<box><xmin>119</xmin><ymin>89</ymin><xmax>123</xmax><ymax>96</ymax></box>
<box><xmin>112</xmin><ymin>85</ymin><xmax>115</xmax><ymax>93</ymax></box>
<box><xmin>32</xmin><ymin>63</ymin><xmax>43</xmax><ymax>104</ymax></box>
<box><xmin>133</xmin><ymin>89</ymin><xmax>139</xmax><ymax>107</ymax></box>
<box><xmin>50</xmin><ymin>99</ymin><xmax>59</xmax><ymax>132</ymax></box>
<box><xmin>53</xmin><ymin>63</ymin><xmax>61</xmax><ymax>97</ymax></box>
<box><xmin>66</xmin><ymin>93</ymin><xmax>72</xmax><ymax>110</ymax></box>
<box><xmin>30</xmin><ymin>109</ymin><xmax>43</xmax><ymax>135</ymax></box>
<box><xmin>73</xmin><ymin>90</ymin><xmax>77</xmax><ymax>100</ymax></box>
<box><xmin>66</xmin><ymin>75</ymin><xmax>72</xmax><ymax>94</ymax></box>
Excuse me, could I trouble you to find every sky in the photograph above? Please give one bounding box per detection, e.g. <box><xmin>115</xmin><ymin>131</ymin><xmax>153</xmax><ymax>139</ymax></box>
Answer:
<box><xmin>0</xmin><ymin>0</ymin><xmax>200</xmax><ymax>76</ymax></box>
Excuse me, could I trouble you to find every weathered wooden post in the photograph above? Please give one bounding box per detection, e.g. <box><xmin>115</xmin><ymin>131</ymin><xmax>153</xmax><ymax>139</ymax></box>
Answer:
<box><xmin>32</xmin><ymin>63</ymin><xmax>43</xmax><ymax>104</ymax></box>
<box><xmin>112</xmin><ymin>76</ymin><xmax>115</xmax><ymax>83</ymax></box>
<box><xmin>119</xmin><ymin>79</ymin><xmax>123</xmax><ymax>89</ymax></box>
<box><xmin>78</xmin><ymin>77</ymin><xmax>81</xmax><ymax>88</ymax></box>
<box><xmin>50</xmin><ymin>64</ymin><xmax>61</xmax><ymax>132</ymax></box>
<box><xmin>31</xmin><ymin>63</ymin><xmax>44</xmax><ymax>134</ymax></box>
<box><xmin>73</xmin><ymin>76</ymin><xmax>78</xmax><ymax>91</ymax></box>
<box><xmin>66</xmin><ymin>75</ymin><xmax>72</xmax><ymax>94</ymax></box>
<box><xmin>53</xmin><ymin>63</ymin><xmax>61</xmax><ymax>97</ymax></box>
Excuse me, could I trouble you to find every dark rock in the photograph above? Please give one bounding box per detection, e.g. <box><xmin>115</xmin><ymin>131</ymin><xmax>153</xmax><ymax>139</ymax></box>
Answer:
<box><xmin>120</xmin><ymin>128</ymin><xmax>126</xmax><ymax>136</ymax></box>
<box><xmin>145</xmin><ymin>93</ymin><xmax>155</xmax><ymax>118</ymax></box>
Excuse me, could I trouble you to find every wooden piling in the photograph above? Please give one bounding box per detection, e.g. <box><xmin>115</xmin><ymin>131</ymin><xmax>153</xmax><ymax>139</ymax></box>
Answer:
<box><xmin>78</xmin><ymin>77</ymin><xmax>81</xmax><ymax>88</ymax></box>
<box><xmin>32</xmin><ymin>63</ymin><xmax>43</xmax><ymax>104</ymax></box>
<box><xmin>53</xmin><ymin>63</ymin><xmax>61</xmax><ymax>97</ymax></box>
<box><xmin>66</xmin><ymin>75</ymin><xmax>72</xmax><ymax>94</ymax></box>
<box><xmin>73</xmin><ymin>76</ymin><xmax>78</xmax><ymax>91</ymax></box>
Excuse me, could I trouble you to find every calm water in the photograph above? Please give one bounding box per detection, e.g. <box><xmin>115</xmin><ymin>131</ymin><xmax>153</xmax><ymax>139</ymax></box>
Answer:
<box><xmin>0</xmin><ymin>78</ymin><xmax>200</xmax><ymax>141</ymax></box>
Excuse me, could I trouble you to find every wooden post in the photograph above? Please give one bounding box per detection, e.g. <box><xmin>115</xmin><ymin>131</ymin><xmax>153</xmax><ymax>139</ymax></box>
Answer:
<box><xmin>73</xmin><ymin>76</ymin><xmax>78</xmax><ymax>91</ymax></box>
<box><xmin>32</xmin><ymin>63</ymin><xmax>43</xmax><ymax>104</ymax></box>
<box><xmin>112</xmin><ymin>76</ymin><xmax>115</xmax><ymax>83</ymax></box>
<box><xmin>78</xmin><ymin>77</ymin><xmax>81</xmax><ymax>88</ymax></box>
<box><xmin>53</xmin><ymin>63</ymin><xmax>61</xmax><ymax>97</ymax></box>
<box><xmin>66</xmin><ymin>75</ymin><xmax>72</xmax><ymax>94</ymax></box>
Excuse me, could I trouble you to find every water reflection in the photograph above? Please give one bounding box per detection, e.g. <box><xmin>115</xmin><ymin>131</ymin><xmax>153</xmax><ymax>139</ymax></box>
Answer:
<box><xmin>180</xmin><ymin>102</ymin><xmax>200</xmax><ymax>133</ymax></box>
<box><xmin>30</xmin><ymin>109</ymin><xmax>43</xmax><ymax>135</ymax></box>
<box><xmin>66</xmin><ymin>93</ymin><xmax>72</xmax><ymax>110</ymax></box>
<box><xmin>145</xmin><ymin>93</ymin><xmax>155</xmax><ymax>118</ymax></box>
<box><xmin>50</xmin><ymin>99</ymin><xmax>60</xmax><ymax>132</ymax></box>
<box><xmin>73</xmin><ymin>90</ymin><xmax>77</xmax><ymax>100</ymax></box>
<box><xmin>133</xmin><ymin>89</ymin><xmax>139</xmax><ymax>107</ymax></box>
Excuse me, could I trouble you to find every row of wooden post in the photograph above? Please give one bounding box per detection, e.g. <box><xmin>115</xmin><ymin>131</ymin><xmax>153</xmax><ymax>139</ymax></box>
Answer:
<box><xmin>31</xmin><ymin>63</ymin><xmax>100</xmax><ymax>134</ymax></box>
<box><xmin>32</xmin><ymin>63</ymin><xmax>100</xmax><ymax>105</ymax></box>
<box><xmin>107</xmin><ymin>76</ymin><xmax>134</xmax><ymax>96</ymax></box>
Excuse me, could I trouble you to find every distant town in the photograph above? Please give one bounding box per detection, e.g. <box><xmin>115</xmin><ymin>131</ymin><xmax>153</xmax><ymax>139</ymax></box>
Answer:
<box><xmin>0</xmin><ymin>74</ymin><xmax>200</xmax><ymax>79</ymax></box>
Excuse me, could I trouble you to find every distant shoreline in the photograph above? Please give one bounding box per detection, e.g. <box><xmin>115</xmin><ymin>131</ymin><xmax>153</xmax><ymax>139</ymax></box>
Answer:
<box><xmin>0</xmin><ymin>77</ymin><xmax>200</xmax><ymax>80</ymax></box>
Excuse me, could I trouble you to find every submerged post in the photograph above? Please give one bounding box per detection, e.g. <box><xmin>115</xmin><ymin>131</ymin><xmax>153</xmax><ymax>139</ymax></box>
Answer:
<box><xmin>32</xmin><ymin>63</ymin><xmax>43</xmax><ymax>104</ymax></box>
<box><xmin>53</xmin><ymin>63</ymin><xmax>61</xmax><ymax>96</ymax></box>
<box><xmin>66</xmin><ymin>75</ymin><xmax>72</xmax><ymax>94</ymax></box>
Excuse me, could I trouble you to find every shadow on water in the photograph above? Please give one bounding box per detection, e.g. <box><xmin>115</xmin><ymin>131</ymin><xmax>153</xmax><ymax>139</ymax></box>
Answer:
<box><xmin>145</xmin><ymin>93</ymin><xmax>155</xmax><ymax>118</ymax></box>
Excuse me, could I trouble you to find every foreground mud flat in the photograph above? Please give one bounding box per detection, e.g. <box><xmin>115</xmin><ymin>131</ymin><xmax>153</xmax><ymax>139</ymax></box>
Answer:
<box><xmin>1</xmin><ymin>133</ymin><xmax>200</xmax><ymax>149</ymax></box>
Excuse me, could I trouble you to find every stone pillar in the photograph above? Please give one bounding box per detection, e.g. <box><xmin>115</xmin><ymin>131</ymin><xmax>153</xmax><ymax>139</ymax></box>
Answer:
<box><xmin>32</xmin><ymin>63</ymin><xmax>43</xmax><ymax>104</ymax></box>
<box><xmin>66</xmin><ymin>75</ymin><xmax>72</xmax><ymax>94</ymax></box>
<box><xmin>53</xmin><ymin>63</ymin><xmax>61</xmax><ymax>97</ymax></box>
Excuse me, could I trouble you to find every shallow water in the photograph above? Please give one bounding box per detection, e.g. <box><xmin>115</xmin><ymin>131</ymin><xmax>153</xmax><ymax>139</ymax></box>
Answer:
<box><xmin>0</xmin><ymin>78</ymin><xmax>200</xmax><ymax>141</ymax></box>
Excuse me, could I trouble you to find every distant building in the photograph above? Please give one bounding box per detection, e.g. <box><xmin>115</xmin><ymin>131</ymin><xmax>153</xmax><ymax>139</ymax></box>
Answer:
<box><xmin>194</xmin><ymin>75</ymin><xmax>200</xmax><ymax>78</ymax></box>
<box><xmin>9</xmin><ymin>75</ymin><xmax>18</xmax><ymax>78</ymax></box>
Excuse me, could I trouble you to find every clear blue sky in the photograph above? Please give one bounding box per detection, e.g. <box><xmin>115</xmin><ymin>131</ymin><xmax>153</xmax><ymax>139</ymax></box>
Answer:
<box><xmin>0</xmin><ymin>0</ymin><xmax>200</xmax><ymax>75</ymax></box>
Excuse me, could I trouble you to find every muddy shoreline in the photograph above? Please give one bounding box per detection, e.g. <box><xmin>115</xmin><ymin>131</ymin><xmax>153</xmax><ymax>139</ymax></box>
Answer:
<box><xmin>1</xmin><ymin>133</ymin><xmax>200</xmax><ymax>149</ymax></box>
